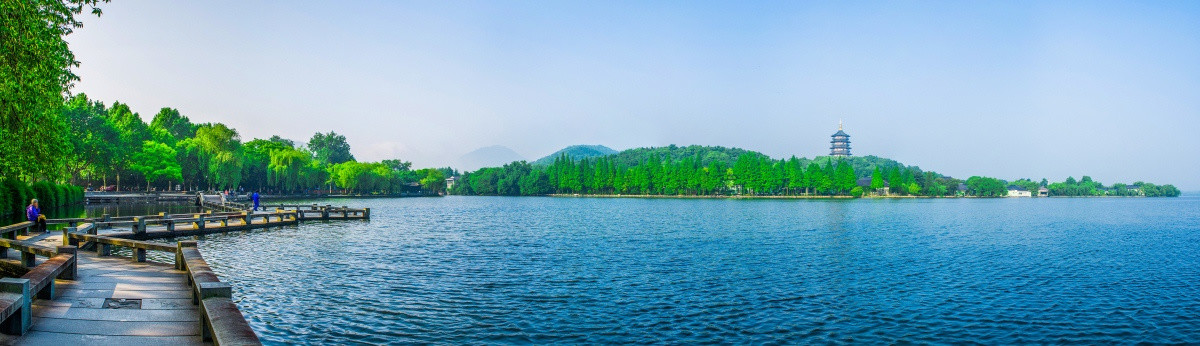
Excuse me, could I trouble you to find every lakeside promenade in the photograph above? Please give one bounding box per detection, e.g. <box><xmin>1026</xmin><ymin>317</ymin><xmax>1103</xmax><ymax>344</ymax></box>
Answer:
<box><xmin>0</xmin><ymin>201</ymin><xmax>370</xmax><ymax>345</ymax></box>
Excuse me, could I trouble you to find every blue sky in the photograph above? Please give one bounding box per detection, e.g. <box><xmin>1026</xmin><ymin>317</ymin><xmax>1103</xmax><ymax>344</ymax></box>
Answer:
<box><xmin>66</xmin><ymin>1</ymin><xmax>1200</xmax><ymax>189</ymax></box>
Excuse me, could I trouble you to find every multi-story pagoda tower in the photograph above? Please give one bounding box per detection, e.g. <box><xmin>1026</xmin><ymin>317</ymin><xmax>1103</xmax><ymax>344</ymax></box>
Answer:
<box><xmin>830</xmin><ymin>121</ymin><xmax>851</xmax><ymax>156</ymax></box>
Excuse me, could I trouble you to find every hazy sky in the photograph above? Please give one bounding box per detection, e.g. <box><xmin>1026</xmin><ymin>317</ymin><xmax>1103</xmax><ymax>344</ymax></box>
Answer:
<box><xmin>66</xmin><ymin>1</ymin><xmax>1200</xmax><ymax>189</ymax></box>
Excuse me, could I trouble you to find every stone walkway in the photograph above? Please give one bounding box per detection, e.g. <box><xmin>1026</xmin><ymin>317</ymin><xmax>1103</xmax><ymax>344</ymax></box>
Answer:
<box><xmin>4</xmin><ymin>234</ymin><xmax>203</xmax><ymax>345</ymax></box>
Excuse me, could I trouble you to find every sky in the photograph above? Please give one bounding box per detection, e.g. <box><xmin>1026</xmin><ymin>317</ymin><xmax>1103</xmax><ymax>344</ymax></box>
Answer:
<box><xmin>65</xmin><ymin>1</ymin><xmax>1200</xmax><ymax>189</ymax></box>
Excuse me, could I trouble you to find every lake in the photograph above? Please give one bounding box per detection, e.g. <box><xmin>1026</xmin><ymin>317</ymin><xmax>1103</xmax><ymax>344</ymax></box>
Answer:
<box><xmin>184</xmin><ymin>196</ymin><xmax>1200</xmax><ymax>344</ymax></box>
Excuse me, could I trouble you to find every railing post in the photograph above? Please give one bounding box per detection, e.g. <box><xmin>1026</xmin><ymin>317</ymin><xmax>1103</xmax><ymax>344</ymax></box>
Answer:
<box><xmin>132</xmin><ymin>217</ymin><xmax>143</xmax><ymax>235</ymax></box>
<box><xmin>176</xmin><ymin>240</ymin><xmax>197</xmax><ymax>271</ymax></box>
<box><xmin>364</xmin><ymin>208</ymin><xmax>371</xmax><ymax>219</ymax></box>
<box><xmin>196</xmin><ymin>215</ymin><xmax>206</xmax><ymax>230</ymax></box>
<box><xmin>56</xmin><ymin>246</ymin><xmax>77</xmax><ymax>280</ymax></box>
<box><xmin>0</xmin><ymin>278</ymin><xmax>31</xmax><ymax>335</ymax></box>
<box><xmin>62</xmin><ymin>227</ymin><xmax>77</xmax><ymax>247</ymax></box>
<box><xmin>21</xmin><ymin>251</ymin><xmax>35</xmax><ymax>267</ymax></box>
<box><xmin>322</xmin><ymin>205</ymin><xmax>330</xmax><ymax>219</ymax></box>
<box><xmin>198</xmin><ymin>282</ymin><xmax>232</xmax><ymax>341</ymax></box>
<box><xmin>134</xmin><ymin>247</ymin><xmax>147</xmax><ymax>263</ymax></box>
<box><xmin>242</xmin><ymin>211</ymin><xmax>250</xmax><ymax>226</ymax></box>
<box><xmin>98</xmin><ymin>242</ymin><xmax>111</xmax><ymax>257</ymax></box>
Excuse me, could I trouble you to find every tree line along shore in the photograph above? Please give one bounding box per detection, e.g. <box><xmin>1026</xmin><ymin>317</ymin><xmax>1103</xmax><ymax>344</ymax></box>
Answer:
<box><xmin>448</xmin><ymin>146</ymin><xmax>1182</xmax><ymax>198</ymax></box>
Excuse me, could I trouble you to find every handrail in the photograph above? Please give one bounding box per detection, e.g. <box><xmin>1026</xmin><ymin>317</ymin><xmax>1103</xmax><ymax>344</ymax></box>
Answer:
<box><xmin>0</xmin><ymin>222</ymin><xmax>32</xmax><ymax>238</ymax></box>
<box><xmin>177</xmin><ymin>241</ymin><xmax>261</xmax><ymax>345</ymax></box>
<box><xmin>63</xmin><ymin>228</ymin><xmax>177</xmax><ymax>263</ymax></box>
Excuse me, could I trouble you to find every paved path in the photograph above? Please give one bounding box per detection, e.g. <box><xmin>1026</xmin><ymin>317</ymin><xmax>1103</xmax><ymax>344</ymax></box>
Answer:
<box><xmin>7</xmin><ymin>234</ymin><xmax>203</xmax><ymax>345</ymax></box>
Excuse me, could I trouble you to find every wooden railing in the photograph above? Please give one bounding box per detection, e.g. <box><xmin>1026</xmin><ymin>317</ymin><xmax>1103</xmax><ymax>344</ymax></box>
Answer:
<box><xmin>63</xmin><ymin>223</ymin><xmax>177</xmax><ymax>263</ymax></box>
<box><xmin>0</xmin><ymin>222</ymin><xmax>32</xmax><ymax>240</ymax></box>
<box><xmin>265</xmin><ymin>204</ymin><xmax>371</xmax><ymax>220</ymax></box>
<box><xmin>177</xmin><ymin>241</ymin><xmax>260</xmax><ymax>345</ymax></box>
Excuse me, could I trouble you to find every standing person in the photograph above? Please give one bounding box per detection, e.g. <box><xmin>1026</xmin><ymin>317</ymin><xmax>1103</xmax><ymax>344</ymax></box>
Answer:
<box><xmin>27</xmin><ymin>199</ymin><xmax>47</xmax><ymax>232</ymax></box>
<box><xmin>252</xmin><ymin>191</ymin><xmax>261</xmax><ymax>211</ymax></box>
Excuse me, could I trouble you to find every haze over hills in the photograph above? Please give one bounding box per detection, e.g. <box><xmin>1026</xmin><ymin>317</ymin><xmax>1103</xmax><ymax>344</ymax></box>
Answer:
<box><xmin>532</xmin><ymin>145</ymin><xmax>618</xmax><ymax>166</ymax></box>
<box><xmin>455</xmin><ymin>145</ymin><xmax>525</xmax><ymax>172</ymax></box>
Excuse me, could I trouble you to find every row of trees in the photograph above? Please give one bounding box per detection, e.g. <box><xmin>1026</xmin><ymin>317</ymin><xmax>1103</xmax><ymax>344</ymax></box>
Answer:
<box><xmin>452</xmin><ymin>151</ymin><xmax>968</xmax><ymax>197</ymax></box>
<box><xmin>451</xmin><ymin>146</ymin><xmax>1184</xmax><ymax>198</ymax></box>
<box><xmin>57</xmin><ymin>95</ymin><xmax>449</xmax><ymax>195</ymax></box>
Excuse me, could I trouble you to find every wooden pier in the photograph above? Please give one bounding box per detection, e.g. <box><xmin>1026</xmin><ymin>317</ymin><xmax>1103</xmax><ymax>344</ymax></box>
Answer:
<box><xmin>0</xmin><ymin>201</ymin><xmax>372</xmax><ymax>344</ymax></box>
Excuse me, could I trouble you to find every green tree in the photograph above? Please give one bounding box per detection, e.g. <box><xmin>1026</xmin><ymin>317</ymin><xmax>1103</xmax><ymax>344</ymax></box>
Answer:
<box><xmin>870</xmin><ymin>167</ymin><xmax>884</xmax><ymax>193</ymax></box>
<box><xmin>130</xmin><ymin>141</ymin><xmax>182</xmax><ymax>191</ymax></box>
<box><xmin>0</xmin><ymin>0</ymin><xmax>107</xmax><ymax>179</ymax></box>
<box><xmin>307</xmin><ymin>131</ymin><xmax>355</xmax><ymax>164</ymax></box>
<box><xmin>193</xmin><ymin>123</ymin><xmax>243</xmax><ymax>190</ymax></box>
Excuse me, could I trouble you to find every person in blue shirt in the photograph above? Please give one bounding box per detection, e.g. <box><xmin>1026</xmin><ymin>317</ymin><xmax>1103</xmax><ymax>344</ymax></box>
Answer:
<box><xmin>27</xmin><ymin>199</ymin><xmax>46</xmax><ymax>232</ymax></box>
<box><xmin>252</xmin><ymin>192</ymin><xmax>260</xmax><ymax>211</ymax></box>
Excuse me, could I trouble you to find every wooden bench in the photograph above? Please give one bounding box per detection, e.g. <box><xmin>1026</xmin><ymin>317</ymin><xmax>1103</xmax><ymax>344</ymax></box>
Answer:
<box><xmin>0</xmin><ymin>278</ymin><xmax>30</xmax><ymax>335</ymax></box>
<box><xmin>20</xmin><ymin>246</ymin><xmax>77</xmax><ymax>300</ymax></box>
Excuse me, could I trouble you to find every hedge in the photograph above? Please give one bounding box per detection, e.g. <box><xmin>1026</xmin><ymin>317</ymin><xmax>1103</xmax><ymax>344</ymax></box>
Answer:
<box><xmin>0</xmin><ymin>180</ymin><xmax>85</xmax><ymax>217</ymax></box>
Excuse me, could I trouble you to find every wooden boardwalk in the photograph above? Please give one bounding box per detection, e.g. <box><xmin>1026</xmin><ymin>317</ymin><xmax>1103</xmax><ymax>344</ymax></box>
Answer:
<box><xmin>16</xmin><ymin>253</ymin><xmax>202</xmax><ymax>345</ymax></box>
<box><xmin>0</xmin><ymin>232</ymin><xmax>202</xmax><ymax>345</ymax></box>
<box><xmin>0</xmin><ymin>204</ymin><xmax>370</xmax><ymax>344</ymax></box>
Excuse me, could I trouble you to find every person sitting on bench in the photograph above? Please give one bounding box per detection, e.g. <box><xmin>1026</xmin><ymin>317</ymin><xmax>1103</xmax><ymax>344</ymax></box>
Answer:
<box><xmin>27</xmin><ymin>199</ymin><xmax>47</xmax><ymax>232</ymax></box>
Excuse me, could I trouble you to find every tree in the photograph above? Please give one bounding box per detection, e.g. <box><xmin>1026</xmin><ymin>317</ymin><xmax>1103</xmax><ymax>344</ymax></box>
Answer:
<box><xmin>149</xmin><ymin>107</ymin><xmax>195</xmax><ymax>142</ymax></box>
<box><xmin>419</xmin><ymin>169</ymin><xmax>447</xmax><ymax>194</ymax></box>
<box><xmin>193</xmin><ymin>123</ymin><xmax>243</xmax><ymax>190</ymax></box>
<box><xmin>307</xmin><ymin>131</ymin><xmax>355</xmax><ymax>164</ymax></box>
<box><xmin>60</xmin><ymin>93</ymin><xmax>115</xmax><ymax>183</ymax></box>
<box><xmin>0</xmin><ymin>0</ymin><xmax>107</xmax><ymax>180</ymax></box>
<box><xmin>130</xmin><ymin>141</ymin><xmax>182</xmax><ymax>191</ymax></box>
<box><xmin>870</xmin><ymin>167</ymin><xmax>884</xmax><ymax>194</ymax></box>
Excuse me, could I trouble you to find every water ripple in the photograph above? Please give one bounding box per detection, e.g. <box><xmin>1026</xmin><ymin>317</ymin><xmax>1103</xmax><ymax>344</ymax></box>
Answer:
<box><xmin>180</xmin><ymin>196</ymin><xmax>1200</xmax><ymax>344</ymax></box>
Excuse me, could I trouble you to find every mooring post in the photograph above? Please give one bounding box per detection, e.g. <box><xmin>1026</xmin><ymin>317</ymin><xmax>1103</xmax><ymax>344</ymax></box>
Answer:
<box><xmin>364</xmin><ymin>208</ymin><xmax>371</xmax><ymax>219</ymax></box>
<box><xmin>196</xmin><ymin>214</ymin><xmax>206</xmax><ymax>230</ymax></box>
<box><xmin>241</xmin><ymin>211</ymin><xmax>250</xmax><ymax>226</ymax></box>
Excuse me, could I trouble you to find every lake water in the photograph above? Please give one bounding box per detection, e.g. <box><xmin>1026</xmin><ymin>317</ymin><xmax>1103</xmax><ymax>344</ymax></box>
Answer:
<box><xmin>186</xmin><ymin>196</ymin><xmax>1200</xmax><ymax>344</ymax></box>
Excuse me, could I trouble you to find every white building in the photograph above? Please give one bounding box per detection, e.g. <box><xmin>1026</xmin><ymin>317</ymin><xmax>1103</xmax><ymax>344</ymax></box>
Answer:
<box><xmin>1007</xmin><ymin>185</ymin><xmax>1032</xmax><ymax>197</ymax></box>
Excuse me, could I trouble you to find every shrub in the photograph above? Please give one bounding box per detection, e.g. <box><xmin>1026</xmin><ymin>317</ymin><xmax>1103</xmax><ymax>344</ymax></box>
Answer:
<box><xmin>30</xmin><ymin>181</ymin><xmax>55</xmax><ymax>208</ymax></box>
<box><xmin>850</xmin><ymin>186</ymin><xmax>864</xmax><ymax>197</ymax></box>
<box><xmin>4</xmin><ymin>179</ymin><xmax>31</xmax><ymax>215</ymax></box>
<box><xmin>0</xmin><ymin>181</ymin><xmax>7</xmax><ymax>216</ymax></box>
<box><xmin>54</xmin><ymin>184</ymin><xmax>66</xmax><ymax>207</ymax></box>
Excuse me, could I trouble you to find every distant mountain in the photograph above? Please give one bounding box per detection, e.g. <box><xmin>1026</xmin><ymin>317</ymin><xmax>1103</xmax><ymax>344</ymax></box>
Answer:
<box><xmin>532</xmin><ymin>145</ymin><xmax>618</xmax><ymax>166</ymax></box>
<box><xmin>455</xmin><ymin>145</ymin><xmax>525</xmax><ymax>172</ymax></box>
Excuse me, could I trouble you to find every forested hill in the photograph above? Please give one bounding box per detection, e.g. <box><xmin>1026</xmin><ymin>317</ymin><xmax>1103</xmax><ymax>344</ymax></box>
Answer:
<box><xmin>549</xmin><ymin>144</ymin><xmax>924</xmax><ymax>180</ymax></box>
<box><xmin>531</xmin><ymin>145</ymin><xmax>617</xmax><ymax>166</ymax></box>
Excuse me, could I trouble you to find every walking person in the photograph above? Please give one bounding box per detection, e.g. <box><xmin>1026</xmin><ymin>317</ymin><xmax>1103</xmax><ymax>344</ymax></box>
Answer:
<box><xmin>252</xmin><ymin>191</ymin><xmax>261</xmax><ymax>211</ymax></box>
<box><xmin>27</xmin><ymin>199</ymin><xmax>47</xmax><ymax>232</ymax></box>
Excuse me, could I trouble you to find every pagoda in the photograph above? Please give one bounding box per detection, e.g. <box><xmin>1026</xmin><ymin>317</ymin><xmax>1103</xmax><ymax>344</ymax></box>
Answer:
<box><xmin>830</xmin><ymin>121</ymin><xmax>851</xmax><ymax>156</ymax></box>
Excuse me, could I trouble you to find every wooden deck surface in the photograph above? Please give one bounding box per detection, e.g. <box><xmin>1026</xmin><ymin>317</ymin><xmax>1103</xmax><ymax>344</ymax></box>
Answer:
<box><xmin>0</xmin><ymin>233</ymin><xmax>204</xmax><ymax>345</ymax></box>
